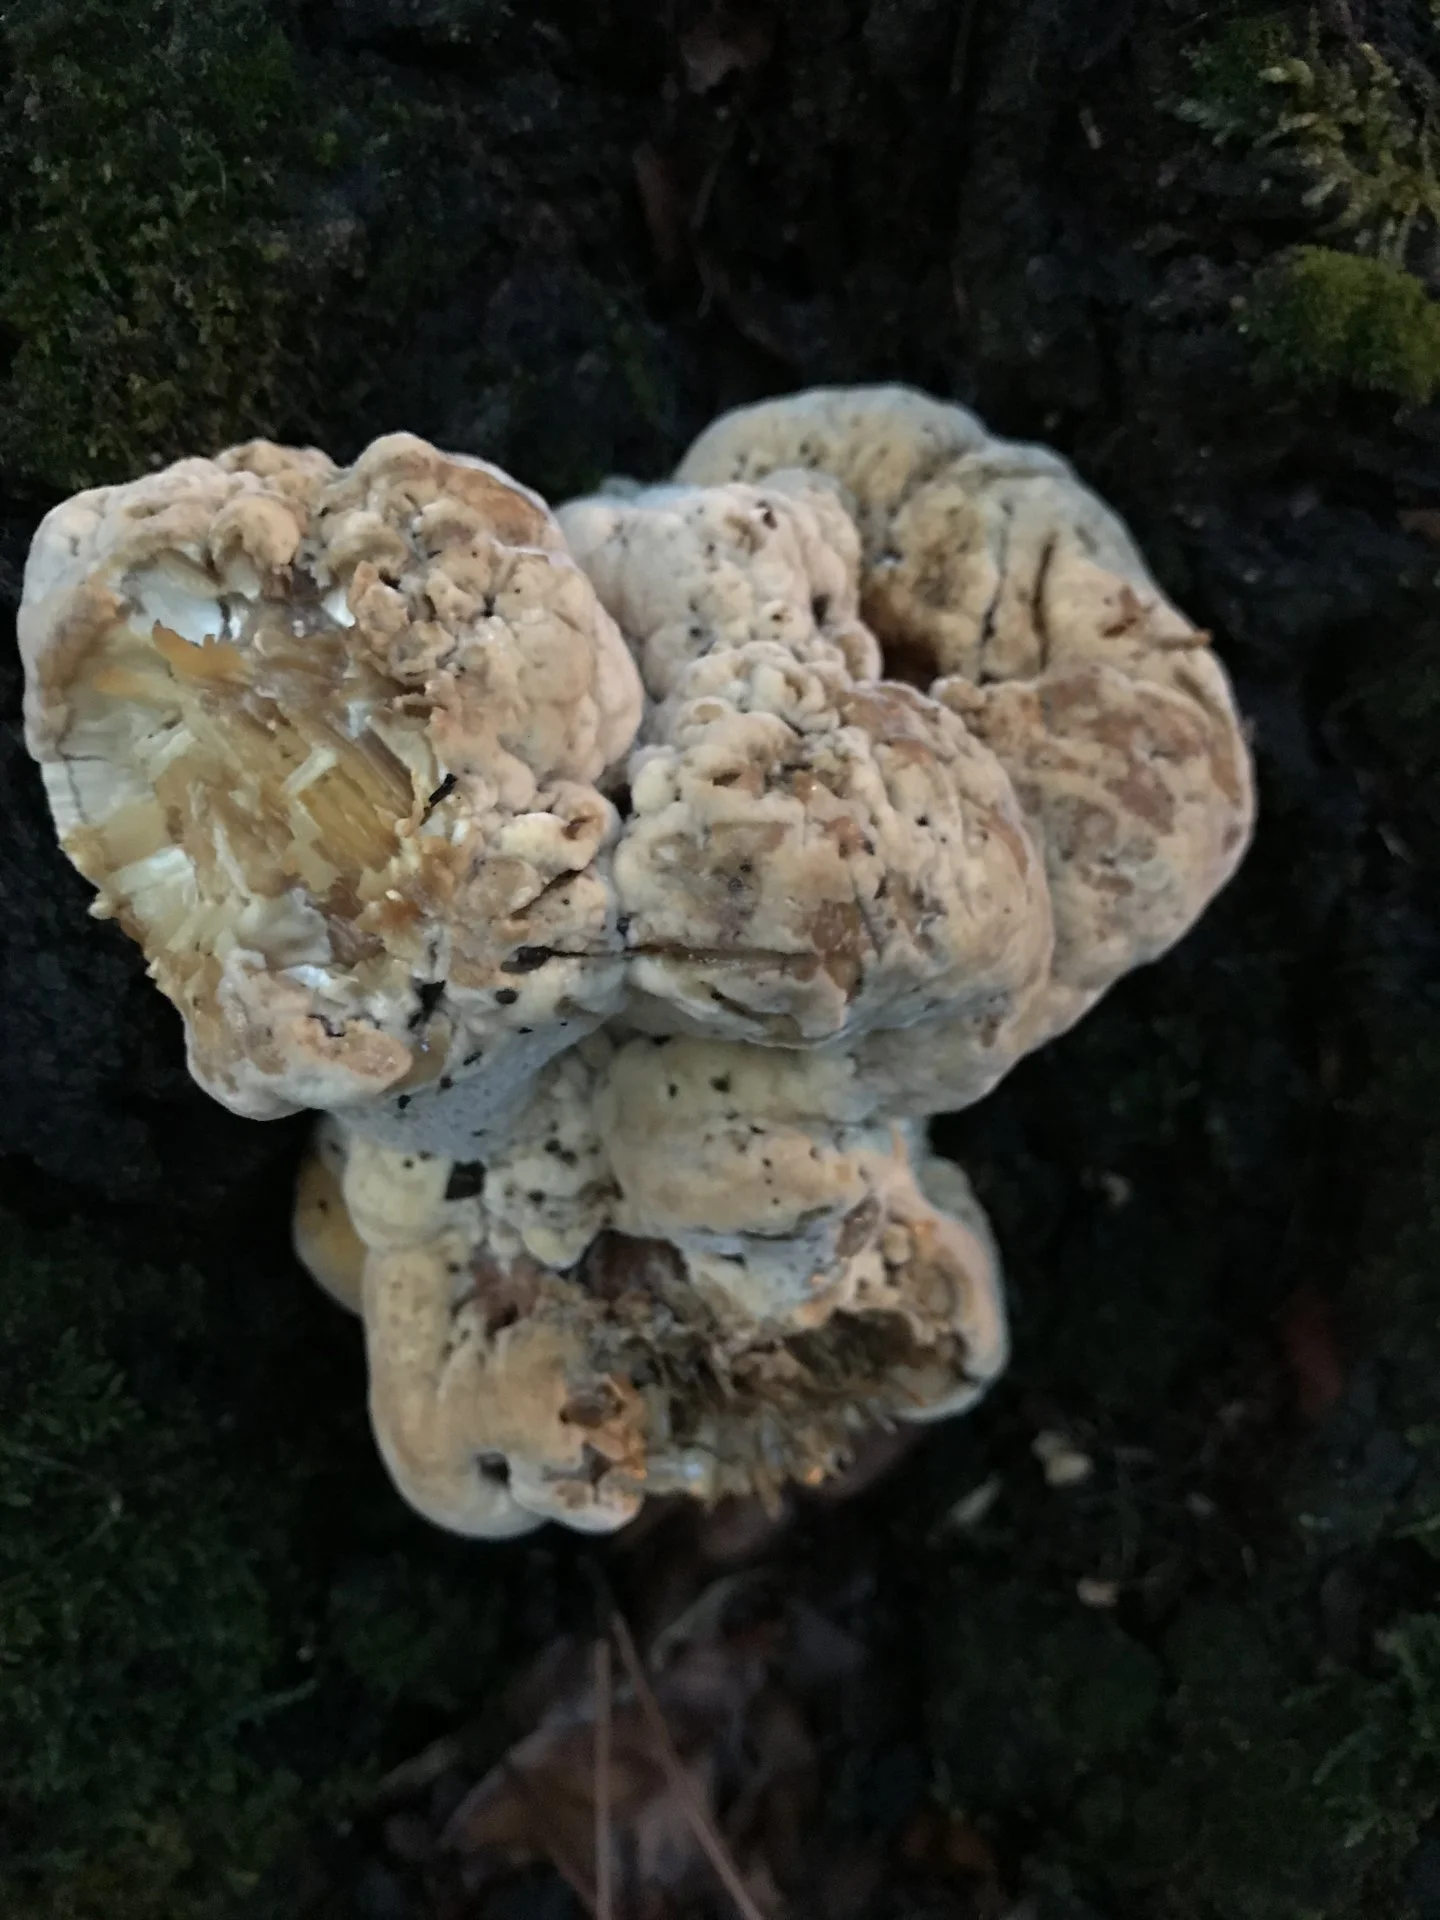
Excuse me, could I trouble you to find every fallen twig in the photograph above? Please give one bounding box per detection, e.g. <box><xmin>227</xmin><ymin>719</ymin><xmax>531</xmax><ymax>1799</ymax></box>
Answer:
<box><xmin>609</xmin><ymin>1609</ymin><xmax>769</xmax><ymax>1920</ymax></box>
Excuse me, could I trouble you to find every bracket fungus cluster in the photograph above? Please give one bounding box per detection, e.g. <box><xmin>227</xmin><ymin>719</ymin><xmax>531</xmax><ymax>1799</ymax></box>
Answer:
<box><xmin>18</xmin><ymin>387</ymin><xmax>1255</xmax><ymax>1537</ymax></box>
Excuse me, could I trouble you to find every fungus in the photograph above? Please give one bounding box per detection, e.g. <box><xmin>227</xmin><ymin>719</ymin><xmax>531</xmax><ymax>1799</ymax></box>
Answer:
<box><xmin>18</xmin><ymin>432</ymin><xmax>642</xmax><ymax>1150</ymax></box>
<box><xmin>319</xmin><ymin>1040</ymin><xmax>1005</xmax><ymax>1535</ymax></box>
<box><xmin>292</xmin><ymin>1116</ymin><xmax>366</xmax><ymax>1313</ymax></box>
<box><xmin>558</xmin><ymin>475</ymin><xmax>1055</xmax><ymax>1085</ymax></box>
<box><xmin>18</xmin><ymin>391</ymin><xmax>1255</xmax><ymax>1538</ymax></box>
<box><xmin>675</xmin><ymin>384</ymin><xmax>1255</xmax><ymax>1071</ymax></box>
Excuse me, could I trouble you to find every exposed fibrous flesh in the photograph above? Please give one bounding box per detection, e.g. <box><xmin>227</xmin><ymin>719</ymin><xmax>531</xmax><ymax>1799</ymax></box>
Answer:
<box><xmin>19</xmin><ymin>435</ymin><xmax>641</xmax><ymax>1130</ymax></box>
<box><xmin>318</xmin><ymin>1039</ymin><xmax>1005</xmax><ymax>1536</ymax></box>
<box><xmin>20</xmin><ymin>393</ymin><xmax>1256</xmax><ymax>1538</ymax></box>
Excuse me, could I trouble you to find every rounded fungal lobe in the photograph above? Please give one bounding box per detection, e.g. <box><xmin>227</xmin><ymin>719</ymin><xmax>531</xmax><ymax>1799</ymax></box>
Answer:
<box><xmin>299</xmin><ymin>1042</ymin><xmax>1007</xmax><ymax>1538</ymax></box>
<box><xmin>293</xmin><ymin>1116</ymin><xmax>366</xmax><ymax>1314</ymax></box>
<box><xmin>559</xmin><ymin>477</ymin><xmax>1055</xmax><ymax>1054</ymax></box>
<box><xmin>675</xmin><ymin>385</ymin><xmax>1256</xmax><ymax>1025</ymax></box>
<box><xmin>19</xmin><ymin>434</ymin><xmax>643</xmax><ymax>1130</ymax></box>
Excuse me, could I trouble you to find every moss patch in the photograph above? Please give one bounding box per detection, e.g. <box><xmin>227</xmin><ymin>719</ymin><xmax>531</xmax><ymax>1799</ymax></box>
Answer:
<box><xmin>1176</xmin><ymin>6</ymin><xmax>1440</xmax><ymax>404</ymax></box>
<box><xmin>1247</xmin><ymin>245</ymin><xmax>1440</xmax><ymax>399</ymax></box>
<box><xmin>1180</xmin><ymin>6</ymin><xmax>1440</xmax><ymax>260</ymax></box>
<box><xmin>0</xmin><ymin>0</ymin><xmax>682</xmax><ymax>498</ymax></box>
<box><xmin>0</xmin><ymin>1213</ymin><xmax>303</xmax><ymax>1911</ymax></box>
<box><xmin>0</xmin><ymin>0</ymin><xmax>325</xmax><ymax>493</ymax></box>
<box><xmin>0</xmin><ymin>1206</ymin><xmax>515</xmax><ymax>1918</ymax></box>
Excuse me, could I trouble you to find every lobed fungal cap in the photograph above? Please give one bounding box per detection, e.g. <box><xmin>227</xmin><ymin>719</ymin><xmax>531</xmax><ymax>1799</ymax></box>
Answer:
<box><xmin>19</xmin><ymin>433</ymin><xmax>643</xmax><ymax>1129</ymax></box>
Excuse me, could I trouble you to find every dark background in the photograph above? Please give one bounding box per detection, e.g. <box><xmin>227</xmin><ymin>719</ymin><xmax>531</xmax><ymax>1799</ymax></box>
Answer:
<box><xmin>1</xmin><ymin>2</ymin><xmax>1438</xmax><ymax>1915</ymax></box>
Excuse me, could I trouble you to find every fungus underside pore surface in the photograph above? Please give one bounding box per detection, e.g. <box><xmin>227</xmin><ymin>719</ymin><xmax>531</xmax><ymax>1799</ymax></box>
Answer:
<box><xmin>2</xmin><ymin>2</ymin><xmax>1440</xmax><ymax>1918</ymax></box>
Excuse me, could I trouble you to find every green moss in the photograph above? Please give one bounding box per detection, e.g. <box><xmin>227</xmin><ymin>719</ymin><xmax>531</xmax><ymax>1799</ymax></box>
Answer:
<box><xmin>931</xmin><ymin>1580</ymin><xmax>1163</xmax><ymax>1817</ymax></box>
<box><xmin>0</xmin><ymin>0</ymin><xmax>330</xmax><ymax>492</ymax></box>
<box><xmin>0</xmin><ymin>1212</ymin><xmax>305</xmax><ymax>1911</ymax></box>
<box><xmin>1179</xmin><ymin>10</ymin><xmax>1299</xmax><ymax>146</ymax></box>
<box><xmin>4</xmin><ymin>1791</ymin><xmax>304</xmax><ymax>1920</ymax></box>
<box><xmin>328</xmin><ymin>1552</ymin><xmax>502</xmax><ymax>1714</ymax></box>
<box><xmin>931</xmin><ymin>1573</ymin><xmax>1440</xmax><ymax>1918</ymax></box>
<box><xmin>0</xmin><ymin>1196</ymin><xmax>519</xmax><ymax>1915</ymax></box>
<box><xmin>1246</xmin><ymin>245</ymin><xmax>1440</xmax><ymax>400</ymax></box>
<box><xmin>1180</xmin><ymin>9</ymin><xmax>1440</xmax><ymax>263</ymax></box>
<box><xmin>1260</xmin><ymin>39</ymin><xmax>1440</xmax><ymax>260</ymax></box>
<box><xmin>0</xmin><ymin>0</ymin><xmax>683</xmax><ymax>498</ymax></box>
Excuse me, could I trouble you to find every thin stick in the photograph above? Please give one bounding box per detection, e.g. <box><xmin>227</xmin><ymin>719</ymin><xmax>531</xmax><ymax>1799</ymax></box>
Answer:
<box><xmin>609</xmin><ymin>1610</ymin><xmax>768</xmax><ymax>1920</ymax></box>
<box><xmin>594</xmin><ymin>1636</ymin><xmax>615</xmax><ymax>1920</ymax></box>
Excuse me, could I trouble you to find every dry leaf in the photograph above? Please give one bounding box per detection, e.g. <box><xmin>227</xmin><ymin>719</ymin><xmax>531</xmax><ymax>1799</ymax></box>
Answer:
<box><xmin>443</xmin><ymin>1601</ymin><xmax>781</xmax><ymax>1915</ymax></box>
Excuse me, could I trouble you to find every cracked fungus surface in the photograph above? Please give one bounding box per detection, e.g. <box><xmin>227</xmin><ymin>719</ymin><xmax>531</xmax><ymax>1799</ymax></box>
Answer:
<box><xmin>561</xmin><ymin>478</ymin><xmax>1053</xmax><ymax>1066</ymax></box>
<box><xmin>19</xmin><ymin>394</ymin><xmax>1255</xmax><ymax>1534</ymax></box>
<box><xmin>675</xmin><ymin>387</ymin><xmax>1255</xmax><ymax>1025</ymax></box>
<box><xmin>19</xmin><ymin>434</ymin><xmax>642</xmax><ymax>1134</ymax></box>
